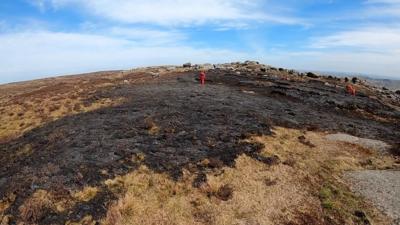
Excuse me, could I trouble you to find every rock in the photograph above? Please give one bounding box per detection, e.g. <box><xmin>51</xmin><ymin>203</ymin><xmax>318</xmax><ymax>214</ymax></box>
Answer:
<box><xmin>326</xmin><ymin>133</ymin><xmax>391</xmax><ymax>153</ymax></box>
<box><xmin>345</xmin><ymin>77</ymin><xmax>349</xmax><ymax>82</ymax></box>
<box><xmin>200</xmin><ymin>63</ymin><xmax>214</xmax><ymax>70</ymax></box>
<box><xmin>244</xmin><ymin>60</ymin><xmax>259</xmax><ymax>65</ymax></box>
<box><xmin>242</xmin><ymin>90</ymin><xmax>256</xmax><ymax>94</ymax></box>
<box><xmin>395</xmin><ymin>90</ymin><xmax>400</xmax><ymax>95</ymax></box>
<box><xmin>352</xmin><ymin>77</ymin><xmax>358</xmax><ymax>84</ymax></box>
<box><xmin>345</xmin><ymin>170</ymin><xmax>400</xmax><ymax>223</ymax></box>
<box><xmin>183</xmin><ymin>62</ymin><xmax>192</xmax><ymax>68</ymax></box>
<box><xmin>166</xmin><ymin>66</ymin><xmax>177</xmax><ymax>71</ymax></box>
<box><xmin>306</xmin><ymin>72</ymin><xmax>319</xmax><ymax>78</ymax></box>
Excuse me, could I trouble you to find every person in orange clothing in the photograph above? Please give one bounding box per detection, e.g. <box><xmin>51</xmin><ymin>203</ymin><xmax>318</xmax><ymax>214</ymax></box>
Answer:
<box><xmin>199</xmin><ymin>71</ymin><xmax>206</xmax><ymax>85</ymax></box>
<box><xmin>346</xmin><ymin>84</ymin><xmax>356</xmax><ymax>96</ymax></box>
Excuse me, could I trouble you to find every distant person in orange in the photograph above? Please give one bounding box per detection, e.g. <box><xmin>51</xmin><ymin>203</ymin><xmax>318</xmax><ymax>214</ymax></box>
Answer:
<box><xmin>199</xmin><ymin>71</ymin><xmax>206</xmax><ymax>85</ymax></box>
<box><xmin>346</xmin><ymin>84</ymin><xmax>356</xmax><ymax>96</ymax></box>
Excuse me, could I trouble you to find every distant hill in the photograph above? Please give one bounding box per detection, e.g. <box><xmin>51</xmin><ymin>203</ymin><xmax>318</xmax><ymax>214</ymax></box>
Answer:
<box><xmin>364</xmin><ymin>78</ymin><xmax>400</xmax><ymax>91</ymax></box>
<box><xmin>307</xmin><ymin>70</ymin><xmax>400</xmax><ymax>91</ymax></box>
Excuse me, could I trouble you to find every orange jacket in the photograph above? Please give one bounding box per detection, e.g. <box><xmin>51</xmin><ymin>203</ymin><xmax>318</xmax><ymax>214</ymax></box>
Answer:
<box><xmin>346</xmin><ymin>84</ymin><xmax>356</xmax><ymax>96</ymax></box>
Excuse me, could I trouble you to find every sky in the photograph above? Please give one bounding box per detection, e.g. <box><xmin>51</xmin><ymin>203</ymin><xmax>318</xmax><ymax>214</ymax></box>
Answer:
<box><xmin>0</xmin><ymin>0</ymin><xmax>400</xmax><ymax>84</ymax></box>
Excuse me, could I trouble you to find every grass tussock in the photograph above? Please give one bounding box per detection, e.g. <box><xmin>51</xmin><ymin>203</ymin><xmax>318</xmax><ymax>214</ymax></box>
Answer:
<box><xmin>72</xmin><ymin>186</ymin><xmax>99</xmax><ymax>202</ymax></box>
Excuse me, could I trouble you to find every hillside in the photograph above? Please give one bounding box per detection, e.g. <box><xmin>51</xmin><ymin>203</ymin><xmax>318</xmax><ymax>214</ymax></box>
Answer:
<box><xmin>0</xmin><ymin>61</ymin><xmax>399</xmax><ymax>225</ymax></box>
<box><xmin>365</xmin><ymin>78</ymin><xmax>400</xmax><ymax>92</ymax></box>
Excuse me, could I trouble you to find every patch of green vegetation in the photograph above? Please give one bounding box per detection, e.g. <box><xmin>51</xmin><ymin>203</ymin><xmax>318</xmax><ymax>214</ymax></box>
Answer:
<box><xmin>319</xmin><ymin>185</ymin><xmax>337</xmax><ymax>210</ymax></box>
<box><xmin>321</xmin><ymin>200</ymin><xmax>334</xmax><ymax>209</ymax></box>
<box><xmin>318</xmin><ymin>181</ymin><xmax>374</xmax><ymax>224</ymax></box>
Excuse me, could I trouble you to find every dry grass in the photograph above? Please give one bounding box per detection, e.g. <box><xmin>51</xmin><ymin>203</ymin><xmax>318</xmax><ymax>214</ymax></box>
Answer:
<box><xmin>144</xmin><ymin>117</ymin><xmax>160</xmax><ymax>135</ymax></box>
<box><xmin>16</xmin><ymin>186</ymin><xmax>98</xmax><ymax>223</ymax></box>
<box><xmin>19</xmin><ymin>190</ymin><xmax>54</xmax><ymax>223</ymax></box>
<box><xmin>103</xmin><ymin>156</ymin><xmax>321</xmax><ymax>225</ymax></box>
<box><xmin>101</xmin><ymin>127</ymin><xmax>395</xmax><ymax>225</ymax></box>
<box><xmin>250</xmin><ymin>127</ymin><xmax>394</xmax><ymax>225</ymax></box>
<box><xmin>0</xmin><ymin>85</ymin><xmax>125</xmax><ymax>143</ymax></box>
<box><xmin>0</xmin><ymin>194</ymin><xmax>15</xmax><ymax>218</ymax></box>
<box><xmin>65</xmin><ymin>215</ymin><xmax>97</xmax><ymax>225</ymax></box>
<box><xmin>72</xmin><ymin>186</ymin><xmax>99</xmax><ymax>202</ymax></box>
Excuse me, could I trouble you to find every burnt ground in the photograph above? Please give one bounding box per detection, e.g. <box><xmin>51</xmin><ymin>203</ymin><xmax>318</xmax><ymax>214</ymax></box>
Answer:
<box><xmin>0</xmin><ymin>68</ymin><xmax>400</xmax><ymax>224</ymax></box>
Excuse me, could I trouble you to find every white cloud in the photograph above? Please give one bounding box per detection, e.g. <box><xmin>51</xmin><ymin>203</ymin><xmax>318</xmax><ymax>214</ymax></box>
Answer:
<box><xmin>30</xmin><ymin>0</ymin><xmax>305</xmax><ymax>26</ymax></box>
<box><xmin>364</xmin><ymin>0</ymin><xmax>400</xmax><ymax>18</ymax></box>
<box><xmin>0</xmin><ymin>30</ymin><xmax>250</xmax><ymax>84</ymax></box>
<box><xmin>310</xmin><ymin>27</ymin><xmax>400</xmax><ymax>52</ymax></box>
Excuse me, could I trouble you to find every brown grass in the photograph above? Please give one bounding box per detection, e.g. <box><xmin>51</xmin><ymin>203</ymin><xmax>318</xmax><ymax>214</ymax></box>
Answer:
<box><xmin>72</xmin><ymin>186</ymin><xmax>99</xmax><ymax>202</ymax></box>
<box><xmin>65</xmin><ymin>215</ymin><xmax>96</xmax><ymax>225</ymax></box>
<box><xmin>250</xmin><ymin>127</ymin><xmax>394</xmax><ymax>225</ymax></box>
<box><xmin>101</xmin><ymin>127</ymin><xmax>395</xmax><ymax>225</ymax></box>
<box><xmin>103</xmin><ymin>156</ymin><xmax>322</xmax><ymax>225</ymax></box>
<box><xmin>19</xmin><ymin>190</ymin><xmax>54</xmax><ymax>223</ymax></box>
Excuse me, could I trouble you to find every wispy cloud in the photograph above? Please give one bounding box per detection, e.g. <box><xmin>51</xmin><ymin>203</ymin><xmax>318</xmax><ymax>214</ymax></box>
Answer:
<box><xmin>28</xmin><ymin>0</ymin><xmax>306</xmax><ymax>27</ymax></box>
<box><xmin>310</xmin><ymin>26</ymin><xmax>400</xmax><ymax>52</ymax></box>
<box><xmin>108</xmin><ymin>27</ymin><xmax>186</xmax><ymax>45</ymax></box>
<box><xmin>363</xmin><ymin>0</ymin><xmax>400</xmax><ymax>18</ymax></box>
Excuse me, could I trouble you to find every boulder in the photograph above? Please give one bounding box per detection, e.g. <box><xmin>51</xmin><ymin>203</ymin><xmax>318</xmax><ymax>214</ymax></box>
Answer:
<box><xmin>200</xmin><ymin>63</ymin><xmax>214</xmax><ymax>70</ymax></box>
<box><xmin>306</xmin><ymin>72</ymin><xmax>319</xmax><ymax>78</ymax></box>
<box><xmin>183</xmin><ymin>62</ymin><xmax>192</xmax><ymax>68</ymax></box>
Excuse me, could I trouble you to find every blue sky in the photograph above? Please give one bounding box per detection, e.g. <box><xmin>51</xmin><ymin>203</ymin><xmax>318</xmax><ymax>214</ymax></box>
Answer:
<box><xmin>1</xmin><ymin>0</ymin><xmax>400</xmax><ymax>84</ymax></box>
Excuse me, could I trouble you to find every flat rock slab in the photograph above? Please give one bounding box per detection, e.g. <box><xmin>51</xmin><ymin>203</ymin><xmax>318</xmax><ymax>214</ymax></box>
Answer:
<box><xmin>326</xmin><ymin>133</ymin><xmax>391</xmax><ymax>153</ymax></box>
<box><xmin>345</xmin><ymin>170</ymin><xmax>400</xmax><ymax>225</ymax></box>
